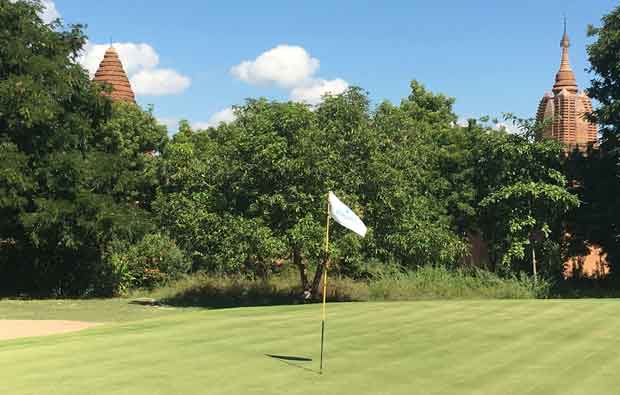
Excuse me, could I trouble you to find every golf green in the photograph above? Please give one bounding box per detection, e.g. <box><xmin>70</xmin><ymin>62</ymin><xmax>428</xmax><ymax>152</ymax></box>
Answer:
<box><xmin>1</xmin><ymin>299</ymin><xmax>619</xmax><ymax>394</ymax></box>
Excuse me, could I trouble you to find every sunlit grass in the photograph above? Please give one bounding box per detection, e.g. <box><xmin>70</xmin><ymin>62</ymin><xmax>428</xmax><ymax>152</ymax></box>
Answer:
<box><xmin>1</xmin><ymin>299</ymin><xmax>620</xmax><ymax>394</ymax></box>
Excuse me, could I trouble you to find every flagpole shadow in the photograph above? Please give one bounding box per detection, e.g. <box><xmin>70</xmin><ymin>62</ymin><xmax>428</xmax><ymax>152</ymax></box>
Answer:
<box><xmin>265</xmin><ymin>354</ymin><xmax>319</xmax><ymax>374</ymax></box>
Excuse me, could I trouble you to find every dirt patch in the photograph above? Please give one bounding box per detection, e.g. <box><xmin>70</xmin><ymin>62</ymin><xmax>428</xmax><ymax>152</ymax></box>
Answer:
<box><xmin>0</xmin><ymin>320</ymin><xmax>102</xmax><ymax>341</ymax></box>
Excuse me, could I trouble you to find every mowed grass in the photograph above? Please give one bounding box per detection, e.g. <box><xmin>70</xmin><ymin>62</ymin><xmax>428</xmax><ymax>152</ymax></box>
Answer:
<box><xmin>0</xmin><ymin>298</ymin><xmax>186</xmax><ymax>322</ymax></box>
<box><xmin>1</xmin><ymin>299</ymin><xmax>620</xmax><ymax>394</ymax></box>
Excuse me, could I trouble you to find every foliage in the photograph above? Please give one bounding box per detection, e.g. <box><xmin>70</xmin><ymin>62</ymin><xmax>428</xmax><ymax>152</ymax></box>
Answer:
<box><xmin>480</xmin><ymin>181</ymin><xmax>578</xmax><ymax>268</ymax></box>
<box><xmin>0</xmin><ymin>0</ymin><xmax>589</xmax><ymax>296</ymax></box>
<box><xmin>156</xmin><ymin>84</ymin><xmax>475</xmax><ymax>299</ymax></box>
<box><xmin>580</xmin><ymin>5</ymin><xmax>620</xmax><ymax>275</ymax></box>
<box><xmin>368</xmin><ymin>266</ymin><xmax>548</xmax><ymax>300</ymax></box>
<box><xmin>105</xmin><ymin>233</ymin><xmax>190</xmax><ymax>291</ymax></box>
<box><xmin>96</xmin><ymin>102</ymin><xmax>167</xmax><ymax>209</ymax></box>
<box><xmin>468</xmin><ymin>119</ymin><xmax>576</xmax><ymax>277</ymax></box>
<box><xmin>588</xmin><ymin>6</ymin><xmax>620</xmax><ymax>137</ymax></box>
<box><xmin>0</xmin><ymin>1</ymin><xmax>164</xmax><ymax>296</ymax></box>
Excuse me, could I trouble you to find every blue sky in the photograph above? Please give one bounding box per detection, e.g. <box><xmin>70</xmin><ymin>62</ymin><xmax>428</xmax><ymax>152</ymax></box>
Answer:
<box><xmin>52</xmin><ymin>0</ymin><xmax>618</xmax><ymax>130</ymax></box>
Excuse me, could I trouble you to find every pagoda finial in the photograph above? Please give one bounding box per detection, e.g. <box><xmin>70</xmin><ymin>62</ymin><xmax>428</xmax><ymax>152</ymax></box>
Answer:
<box><xmin>563</xmin><ymin>15</ymin><xmax>567</xmax><ymax>33</ymax></box>
<box><xmin>561</xmin><ymin>15</ymin><xmax>570</xmax><ymax>48</ymax></box>
<box><xmin>553</xmin><ymin>17</ymin><xmax>578</xmax><ymax>93</ymax></box>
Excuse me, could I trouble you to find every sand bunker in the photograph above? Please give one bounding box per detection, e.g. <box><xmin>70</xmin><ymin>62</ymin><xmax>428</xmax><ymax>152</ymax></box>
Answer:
<box><xmin>0</xmin><ymin>320</ymin><xmax>101</xmax><ymax>341</ymax></box>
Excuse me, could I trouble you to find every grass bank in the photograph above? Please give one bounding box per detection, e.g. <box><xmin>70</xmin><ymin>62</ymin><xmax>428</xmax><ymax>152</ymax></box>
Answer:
<box><xmin>140</xmin><ymin>266</ymin><xmax>545</xmax><ymax>308</ymax></box>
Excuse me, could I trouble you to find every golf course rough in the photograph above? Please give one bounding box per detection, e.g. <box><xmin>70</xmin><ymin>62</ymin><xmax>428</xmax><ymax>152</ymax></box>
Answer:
<box><xmin>0</xmin><ymin>299</ymin><xmax>618</xmax><ymax>394</ymax></box>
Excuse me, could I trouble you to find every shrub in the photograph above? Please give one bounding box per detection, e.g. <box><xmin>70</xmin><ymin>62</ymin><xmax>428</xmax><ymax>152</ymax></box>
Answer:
<box><xmin>106</xmin><ymin>233</ymin><xmax>190</xmax><ymax>292</ymax></box>
<box><xmin>368</xmin><ymin>266</ymin><xmax>548</xmax><ymax>300</ymax></box>
<box><xmin>151</xmin><ymin>273</ymin><xmax>300</xmax><ymax>308</ymax></box>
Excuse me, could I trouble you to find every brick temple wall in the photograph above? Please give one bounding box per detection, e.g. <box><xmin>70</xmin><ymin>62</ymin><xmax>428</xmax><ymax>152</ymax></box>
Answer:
<box><xmin>464</xmin><ymin>233</ymin><xmax>609</xmax><ymax>279</ymax></box>
<box><xmin>564</xmin><ymin>245</ymin><xmax>609</xmax><ymax>278</ymax></box>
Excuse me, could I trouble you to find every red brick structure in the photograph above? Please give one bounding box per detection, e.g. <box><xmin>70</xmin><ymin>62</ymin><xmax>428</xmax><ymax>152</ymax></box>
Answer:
<box><xmin>93</xmin><ymin>46</ymin><xmax>136</xmax><ymax>103</ymax></box>
<box><xmin>564</xmin><ymin>245</ymin><xmax>608</xmax><ymax>279</ymax></box>
<box><xmin>536</xmin><ymin>23</ymin><xmax>597</xmax><ymax>150</ymax></box>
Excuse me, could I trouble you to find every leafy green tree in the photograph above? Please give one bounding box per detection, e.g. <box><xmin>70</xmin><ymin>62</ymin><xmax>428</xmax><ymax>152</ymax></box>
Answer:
<box><xmin>588</xmin><ymin>6</ymin><xmax>620</xmax><ymax>140</ymax></box>
<box><xmin>367</xmin><ymin>85</ymin><xmax>468</xmax><ymax>269</ymax></box>
<box><xmin>582</xmin><ymin>6</ymin><xmax>620</xmax><ymax>272</ymax></box>
<box><xmin>0</xmin><ymin>0</ymin><xmax>165</xmax><ymax>295</ymax></box>
<box><xmin>96</xmin><ymin>102</ymin><xmax>168</xmax><ymax>209</ymax></box>
<box><xmin>473</xmin><ymin>119</ymin><xmax>578</xmax><ymax>278</ymax></box>
<box><xmin>157</xmin><ymin>84</ymin><xmax>471</xmax><ymax>299</ymax></box>
<box><xmin>156</xmin><ymin>99</ymin><xmax>326</xmax><ymax>296</ymax></box>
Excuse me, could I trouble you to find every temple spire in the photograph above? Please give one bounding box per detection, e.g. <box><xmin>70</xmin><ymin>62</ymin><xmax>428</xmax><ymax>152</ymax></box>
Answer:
<box><xmin>553</xmin><ymin>16</ymin><xmax>578</xmax><ymax>93</ymax></box>
<box><xmin>93</xmin><ymin>46</ymin><xmax>136</xmax><ymax>103</ymax></box>
<box><xmin>561</xmin><ymin>15</ymin><xmax>569</xmax><ymax>46</ymax></box>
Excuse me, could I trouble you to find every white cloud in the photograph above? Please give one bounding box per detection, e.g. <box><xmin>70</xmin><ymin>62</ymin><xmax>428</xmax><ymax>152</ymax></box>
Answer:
<box><xmin>40</xmin><ymin>0</ymin><xmax>60</xmax><ymax>23</ymax></box>
<box><xmin>231</xmin><ymin>45</ymin><xmax>320</xmax><ymax>88</ymax></box>
<box><xmin>207</xmin><ymin>107</ymin><xmax>236</xmax><ymax>127</ymax></box>
<box><xmin>290</xmin><ymin>79</ymin><xmax>349</xmax><ymax>105</ymax></box>
<box><xmin>159</xmin><ymin>107</ymin><xmax>236</xmax><ymax>134</ymax></box>
<box><xmin>188</xmin><ymin>121</ymin><xmax>210</xmax><ymax>130</ymax></box>
<box><xmin>78</xmin><ymin>41</ymin><xmax>190</xmax><ymax>96</ymax></box>
<box><xmin>9</xmin><ymin>0</ymin><xmax>59</xmax><ymax>23</ymax></box>
<box><xmin>158</xmin><ymin>118</ymin><xmax>180</xmax><ymax>131</ymax></box>
<box><xmin>455</xmin><ymin>117</ymin><xmax>521</xmax><ymax>134</ymax></box>
<box><xmin>231</xmin><ymin>44</ymin><xmax>348</xmax><ymax>105</ymax></box>
<box><xmin>192</xmin><ymin>107</ymin><xmax>237</xmax><ymax>130</ymax></box>
<box><xmin>132</xmin><ymin>69</ymin><xmax>190</xmax><ymax>96</ymax></box>
<box><xmin>455</xmin><ymin>118</ymin><xmax>471</xmax><ymax>127</ymax></box>
<box><xmin>494</xmin><ymin>122</ymin><xmax>520</xmax><ymax>134</ymax></box>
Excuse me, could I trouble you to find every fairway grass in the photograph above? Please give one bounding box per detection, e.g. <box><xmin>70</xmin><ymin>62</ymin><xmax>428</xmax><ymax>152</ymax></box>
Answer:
<box><xmin>1</xmin><ymin>300</ymin><xmax>619</xmax><ymax>394</ymax></box>
<box><xmin>0</xmin><ymin>298</ymin><xmax>185</xmax><ymax>322</ymax></box>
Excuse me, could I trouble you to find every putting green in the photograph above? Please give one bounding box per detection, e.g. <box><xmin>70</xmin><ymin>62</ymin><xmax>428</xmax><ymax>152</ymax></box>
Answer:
<box><xmin>0</xmin><ymin>300</ymin><xmax>619</xmax><ymax>394</ymax></box>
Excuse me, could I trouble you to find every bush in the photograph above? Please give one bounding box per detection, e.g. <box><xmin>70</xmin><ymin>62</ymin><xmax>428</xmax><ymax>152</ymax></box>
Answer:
<box><xmin>106</xmin><ymin>233</ymin><xmax>190</xmax><ymax>292</ymax></box>
<box><xmin>152</xmin><ymin>274</ymin><xmax>299</xmax><ymax>308</ymax></box>
<box><xmin>368</xmin><ymin>266</ymin><xmax>548</xmax><ymax>300</ymax></box>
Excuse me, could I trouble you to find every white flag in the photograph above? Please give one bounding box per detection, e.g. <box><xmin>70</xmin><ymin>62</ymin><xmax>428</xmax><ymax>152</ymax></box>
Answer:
<box><xmin>328</xmin><ymin>192</ymin><xmax>367</xmax><ymax>237</ymax></box>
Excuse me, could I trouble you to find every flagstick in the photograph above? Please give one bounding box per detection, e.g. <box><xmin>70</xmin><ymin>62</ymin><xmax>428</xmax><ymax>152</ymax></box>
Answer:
<box><xmin>320</xmin><ymin>195</ymin><xmax>330</xmax><ymax>374</ymax></box>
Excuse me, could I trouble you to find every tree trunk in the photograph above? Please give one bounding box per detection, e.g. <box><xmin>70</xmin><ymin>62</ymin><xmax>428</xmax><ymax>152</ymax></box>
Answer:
<box><xmin>532</xmin><ymin>245</ymin><xmax>538</xmax><ymax>284</ymax></box>
<box><xmin>310</xmin><ymin>256</ymin><xmax>328</xmax><ymax>301</ymax></box>
<box><xmin>295</xmin><ymin>248</ymin><xmax>330</xmax><ymax>302</ymax></box>
<box><xmin>294</xmin><ymin>248</ymin><xmax>311</xmax><ymax>301</ymax></box>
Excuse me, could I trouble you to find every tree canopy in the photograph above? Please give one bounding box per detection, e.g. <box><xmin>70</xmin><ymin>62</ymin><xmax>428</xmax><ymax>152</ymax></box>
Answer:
<box><xmin>0</xmin><ymin>0</ymin><xmax>597</xmax><ymax>297</ymax></box>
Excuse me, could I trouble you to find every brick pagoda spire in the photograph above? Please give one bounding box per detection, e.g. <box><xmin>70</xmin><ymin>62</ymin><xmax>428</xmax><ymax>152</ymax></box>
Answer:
<box><xmin>93</xmin><ymin>46</ymin><xmax>136</xmax><ymax>103</ymax></box>
<box><xmin>536</xmin><ymin>20</ymin><xmax>597</xmax><ymax>150</ymax></box>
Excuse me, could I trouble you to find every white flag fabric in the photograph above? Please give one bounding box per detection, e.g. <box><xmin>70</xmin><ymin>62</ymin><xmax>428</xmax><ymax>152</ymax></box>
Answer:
<box><xmin>328</xmin><ymin>192</ymin><xmax>367</xmax><ymax>237</ymax></box>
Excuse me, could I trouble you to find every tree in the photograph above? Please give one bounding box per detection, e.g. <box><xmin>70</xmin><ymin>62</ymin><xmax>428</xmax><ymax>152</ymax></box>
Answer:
<box><xmin>156</xmin><ymin>84</ymin><xmax>471</xmax><ymax>299</ymax></box>
<box><xmin>367</xmin><ymin>84</ymin><xmax>468</xmax><ymax>269</ymax></box>
<box><xmin>96</xmin><ymin>102</ymin><xmax>168</xmax><ymax>209</ymax></box>
<box><xmin>473</xmin><ymin>119</ymin><xmax>578</xmax><ymax>278</ymax></box>
<box><xmin>583</xmin><ymin>6</ymin><xmax>620</xmax><ymax>272</ymax></box>
<box><xmin>0</xmin><ymin>0</ymin><xmax>165</xmax><ymax>295</ymax></box>
<box><xmin>588</xmin><ymin>6</ymin><xmax>620</xmax><ymax>140</ymax></box>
